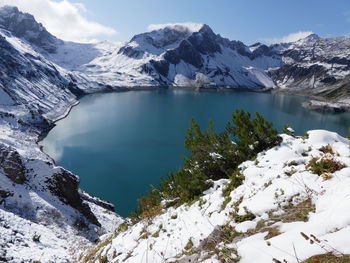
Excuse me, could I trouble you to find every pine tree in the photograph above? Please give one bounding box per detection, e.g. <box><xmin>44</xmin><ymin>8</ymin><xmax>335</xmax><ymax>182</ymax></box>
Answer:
<box><xmin>135</xmin><ymin>109</ymin><xmax>282</xmax><ymax>219</ymax></box>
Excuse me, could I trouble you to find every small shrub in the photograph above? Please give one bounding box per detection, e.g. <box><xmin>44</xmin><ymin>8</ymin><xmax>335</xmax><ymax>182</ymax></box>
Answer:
<box><xmin>283</xmin><ymin>125</ymin><xmax>295</xmax><ymax>136</ymax></box>
<box><xmin>264</xmin><ymin>226</ymin><xmax>281</xmax><ymax>240</ymax></box>
<box><xmin>117</xmin><ymin>222</ymin><xmax>129</xmax><ymax>233</ymax></box>
<box><xmin>302</xmin><ymin>150</ymin><xmax>309</xmax><ymax>157</ymax></box>
<box><xmin>264</xmin><ymin>180</ymin><xmax>273</xmax><ymax>188</ymax></box>
<box><xmin>221</xmin><ymin>224</ymin><xmax>242</xmax><ymax>244</ymax></box>
<box><xmin>269</xmin><ymin>198</ymin><xmax>315</xmax><ymax>223</ymax></box>
<box><xmin>221</xmin><ymin>196</ymin><xmax>232</xmax><ymax>211</ymax></box>
<box><xmin>285</xmin><ymin>168</ymin><xmax>296</xmax><ymax>177</ymax></box>
<box><xmin>135</xmin><ymin>110</ymin><xmax>281</xmax><ymax>219</ymax></box>
<box><xmin>232</xmin><ymin>207</ymin><xmax>256</xmax><ymax>223</ymax></box>
<box><xmin>222</xmin><ymin>170</ymin><xmax>245</xmax><ymax>197</ymax></box>
<box><xmin>184</xmin><ymin>238</ymin><xmax>194</xmax><ymax>250</ymax></box>
<box><xmin>139</xmin><ymin>232</ymin><xmax>150</xmax><ymax>239</ymax></box>
<box><xmin>198</xmin><ymin>198</ymin><xmax>207</xmax><ymax>208</ymax></box>
<box><xmin>171</xmin><ymin>214</ymin><xmax>178</xmax><ymax>219</ymax></box>
<box><xmin>152</xmin><ymin>229</ymin><xmax>160</xmax><ymax>238</ymax></box>
<box><xmin>288</xmin><ymin>160</ymin><xmax>298</xmax><ymax>166</ymax></box>
<box><xmin>303</xmin><ymin>131</ymin><xmax>310</xmax><ymax>139</ymax></box>
<box><xmin>307</xmin><ymin>156</ymin><xmax>345</xmax><ymax>177</ymax></box>
<box><xmin>319</xmin><ymin>144</ymin><xmax>334</xmax><ymax>154</ymax></box>
<box><xmin>302</xmin><ymin>253</ymin><xmax>350</xmax><ymax>263</ymax></box>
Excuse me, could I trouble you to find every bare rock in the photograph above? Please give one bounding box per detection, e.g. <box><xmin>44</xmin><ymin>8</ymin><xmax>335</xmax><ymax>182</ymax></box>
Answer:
<box><xmin>0</xmin><ymin>147</ymin><xmax>26</xmax><ymax>184</ymax></box>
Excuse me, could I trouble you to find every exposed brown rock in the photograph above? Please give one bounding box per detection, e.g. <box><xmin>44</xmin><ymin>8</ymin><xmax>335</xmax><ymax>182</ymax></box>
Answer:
<box><xmin>0</xmin><ymin>147</ymin><xmax>26</xmax><ymax>184</ymax></box>
<box><xmin>46</xmin><ymin>169</ymin><xmax>101</xmax><ymax>226</ymax></box>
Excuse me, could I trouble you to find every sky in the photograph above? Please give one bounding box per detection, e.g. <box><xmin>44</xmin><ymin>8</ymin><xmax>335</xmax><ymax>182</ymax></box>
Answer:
<box><xmin>0</xmin><ymin>0</ymin><xmax>350</xmax><ymax>44</ymax></box>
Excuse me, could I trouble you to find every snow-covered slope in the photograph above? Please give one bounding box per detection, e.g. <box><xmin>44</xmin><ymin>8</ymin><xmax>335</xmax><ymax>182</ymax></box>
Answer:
<box><xmin>1</xmin><ymin>4</ymin><xmax>350</xmax><ymax>261</ymax></box>
<box><xmin>63</xmin><ymin>23</ymin><xmax>283</xmax><ymax>88</ymax></box>
<box><xmin>0</xmin><ymin>7</ymin><xmax>123</xmax><ymax>262</ymax></box>
<box><xmin>81</xmin><ymin>130</ymin><xmax>350</xmax><ymax>263</ymax></box>
<box><xmin>269</xmin><ymin>34</ymin><xmax>350</xmax><ymax>109</ymax></box>
<box><xmin>0</xmin><ymin>6</ymin><xmax>62</xmax><ymax>53</ymax></box>
<box><xmin>2</xmin><ymin>5</ymin><xmax>350</xmax><ymax>99</ymax></box>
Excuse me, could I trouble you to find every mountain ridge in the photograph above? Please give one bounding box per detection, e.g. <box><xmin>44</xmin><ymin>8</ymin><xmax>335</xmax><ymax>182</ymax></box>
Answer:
<box><xmin>2</xmin><ymin>5</ymin><xmax>348</xmax><ymax>110</ymax></box>
<box><xmin>0</xmin><ymin>5</ymin><xmax>350</xmax><ymax>261</ymax></box>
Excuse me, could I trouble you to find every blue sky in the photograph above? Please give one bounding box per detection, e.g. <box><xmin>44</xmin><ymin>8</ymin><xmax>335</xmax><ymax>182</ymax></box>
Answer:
<box><xmin>1</xmin><ymin>0</ymin><xmax>350</xmax><ymax>43</ymax></box>
<box><xmin>68</xmin><ymin>0</ymin><xmax>350</xmax><ymax>43</ymax></box>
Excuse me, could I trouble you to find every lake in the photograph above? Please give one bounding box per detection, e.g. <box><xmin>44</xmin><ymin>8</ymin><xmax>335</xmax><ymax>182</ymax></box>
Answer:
<box><xmin>40</xmin><ymin>89</ymin><xmax>350</xmax><ymax>217</ymax></box>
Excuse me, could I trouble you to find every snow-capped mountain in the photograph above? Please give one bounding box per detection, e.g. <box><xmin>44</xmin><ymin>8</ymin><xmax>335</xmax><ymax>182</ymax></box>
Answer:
<box><xmin>1</xmin><ymin>5</ymin><xmax>350</xmax><ymax>261</ymax></box>
<box><xmin>60</xmin><ymin>23</ymin><xmax>283</xmax><ymax>89</ymax></box>
<box><xmin>2</xmin><ymin>5</ymin><xmax>349</xmax><ymax>104</ymax></box>
<box><xmin>0</xmin><ymin>7</ymin><xmax>123</xmax><ymax>262</ymax></box>
<box><xmin>0</xmin><ymin>6</ymin><xmax>62</xmax><ymax>53</ymax></box>
<box><xmin>270</xmin><ymin>34</ymin><xmax>350</xmax><ymax>110</ymax></box>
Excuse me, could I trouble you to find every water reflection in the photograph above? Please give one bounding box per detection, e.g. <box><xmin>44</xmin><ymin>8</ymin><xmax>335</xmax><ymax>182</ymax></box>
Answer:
<box><xmin>39</xmin><ymin>89</ymin><xmax>350</xmax><ymax>216</ymax></box>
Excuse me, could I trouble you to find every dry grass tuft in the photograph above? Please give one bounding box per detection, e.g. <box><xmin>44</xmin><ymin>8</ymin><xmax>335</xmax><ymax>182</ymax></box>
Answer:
<box><xmin>307</xmin><ymin>155</ymin><xmax>345</xmax><ymax>178</ymax></box>
<box><xmin>319</xmin><ymin>144</ymin><xmax>334</xmax><ymax>155</ymax></box>
<box><xmin>269</xmin><ymin>198</ymin><xmax>315</xmax><ymax>223</ymax></box>
<box><xmin>302</xmin><ymin>253</ymin><xmax>350</xmax><ymax>263</ymax></box>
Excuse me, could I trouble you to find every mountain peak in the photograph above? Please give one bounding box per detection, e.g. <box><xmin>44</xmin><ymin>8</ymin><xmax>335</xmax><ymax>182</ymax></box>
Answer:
<box><xmin>147</xmin><ymin>22</ymin><xmax>204</xmax><ymax>33</ymax></box>
<box><xmin>126</xmin><ymin>23</ymin><xmax>206</xmax><ymax>51</ymax></box>
<box><xmin>0</xmin><ymin>5</ymin><xmax>20</xmax><ymax>14</ymax></box>
<box><xmin>0</xmin><ymin>5</ymin><xmax>62</xmax><ymax>53</ymax></box>
<box><xmin>305</xmin><ymin>33</ymin><xmax>320</xmax><ymax>40</ymax></box>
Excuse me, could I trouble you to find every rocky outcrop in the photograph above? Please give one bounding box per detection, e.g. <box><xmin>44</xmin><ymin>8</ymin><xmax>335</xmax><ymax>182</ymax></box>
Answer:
<box><xmin>270</xmin><ymin>34</ymin><xmax>350</xmax><ymax>90</ymax></box>
<box><xmin>0</xmin><ymin>7</ymin><xmax>123</xmax><ymax>261</ymax></box>
<box><xmin>302</xmin><ymin>100</ymin><xmax>350</xmax><ymax>112</ymax></box>
<box><xmin>0</xmin><ymin>147</ymin><xmax>25</xmax><ymax>184</ymax></box>
<box><xmin>0</xmin><ymin>6</ymin><xmax>62</xmax><ymax>53</ymax></box>
<box><xmin>46</xmin><ymin>170</ymin><xmax>101</xmax><ymax>226</ymax></box>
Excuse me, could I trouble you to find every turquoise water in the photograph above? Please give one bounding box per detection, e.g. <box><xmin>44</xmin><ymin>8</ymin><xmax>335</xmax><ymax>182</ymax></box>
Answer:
<box><xmin>40</xmin><ymin>89</ymin><xmax>350</xmax><ymax>217</ymax></box>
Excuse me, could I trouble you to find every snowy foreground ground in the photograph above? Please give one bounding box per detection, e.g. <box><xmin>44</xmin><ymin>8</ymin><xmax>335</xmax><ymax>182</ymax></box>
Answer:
<box><xmin>81</xmin><ymin>130</ymin><xmax>350</xmax><ymax>263</ymax></box>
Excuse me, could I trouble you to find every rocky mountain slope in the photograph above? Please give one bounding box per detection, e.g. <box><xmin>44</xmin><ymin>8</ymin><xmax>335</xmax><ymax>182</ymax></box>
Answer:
<box><xmin>2</xmin><ymin>6</ymin><xmax>350</xmax><ymax>106</ymax></box>
<box><xmin>0</xmin><ymin>6</ymin><xmax>123</xmax><ymax>262</ymax></box>
<box><xmin>0</xmin><ymin>5</ymin><xmax>350</xmax><ymax>262</ymax></box>
<box><xmin>48</xmin><ymin>23</ymin><xmax>282</xmax><ymax>89</ymax></box>
<box><xmin>270</xmin><ymin>34</ymin><xmax>350</xmax><ymax>111</ymax></box>
<box><xmin>48</xmin><ymin>21</ymin><xmax>350</xmax><ymax>110</ymax></box>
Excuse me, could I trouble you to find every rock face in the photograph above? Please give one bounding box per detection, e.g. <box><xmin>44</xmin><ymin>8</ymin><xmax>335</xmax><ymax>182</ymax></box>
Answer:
<box><xmin>269</xmin><ymin>34</ymin><xmax>350</xmax><ymax>103</ymax></box>
<box><xmin>111</xmin><ymin>23</ymin><xmax>282</xmax><ymax>88</ymax></box>
<box><xmin>46</xmin><ymin>170</ymin><xmax>101</xmax><ymax>226</ymax></box>
<box><xmin>0</xmin><ymin>28</ymin><xmax>77</xmax><ymax>119</ymax></box>
<box><xmin>0</xmin><ymin>6</ymin><xmax>62</xmax><ymax>53</ymax></box>
<box><xmin>0</xmin><ymin>6</ymin><xmax>123</xmax><ymax>262</ymax></box>
<box><xmin>0</xmin><ymin>147</ymin><xmax>25</xmax><ymax>184</ymax></box>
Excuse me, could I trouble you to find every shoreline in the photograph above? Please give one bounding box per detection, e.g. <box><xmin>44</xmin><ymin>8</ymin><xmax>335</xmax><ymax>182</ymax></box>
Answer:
<box><xmin>37</xmin><ymin>100</ymin><xmax>80</xmax><ymax>142</ymax></box>
<box><xmin>38</xmin><ymin>85</ymin><xmax>350</xmax><ymax>146</ymax></box>
<box><xmin>36</xmin><ymin>85</ymin><xmax>350</xmax><ymax>216</ymax></box>
<box><xmin>272</xmin><ymin>88</ymin><xmax>350</xmax><ymax>112</ymax></box>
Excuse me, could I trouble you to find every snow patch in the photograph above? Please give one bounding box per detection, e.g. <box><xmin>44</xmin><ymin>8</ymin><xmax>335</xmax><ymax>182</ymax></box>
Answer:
<box><xmin>147</xmin><ymin>22</ymin><xmax>204</xmax><ymax>33</ymax></box>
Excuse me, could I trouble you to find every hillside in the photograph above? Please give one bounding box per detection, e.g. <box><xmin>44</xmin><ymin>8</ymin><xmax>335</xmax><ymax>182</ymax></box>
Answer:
<box><xmin>0</xmin><ymin>5</ymin><xmax>350</xmax><ymax>262</ymax></box>
<box><xmin>0</xmin><ymin>6</ymin><xmax>123</xmax><ymax>262</ymax></box>
<box><xmin>81</xmin><ymin>130</ymin><xmax>350</xmax><ymax>263</ymax></box>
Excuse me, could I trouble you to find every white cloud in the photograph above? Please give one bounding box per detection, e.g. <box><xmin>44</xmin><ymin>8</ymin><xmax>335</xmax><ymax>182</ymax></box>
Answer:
<box><xmin>262</xmin><ymin>31</ymin><xmax>314</xmax><ymax>44</ymax></box>
<box><xmin>147</xmin><ymin>22</ymin><xmax>203</xmax><ymax>33</ymax></box>
<box><xmin>0</xmin><ymin>0</ymin><xmax>117</xmax><ymax>42</ymax></box>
